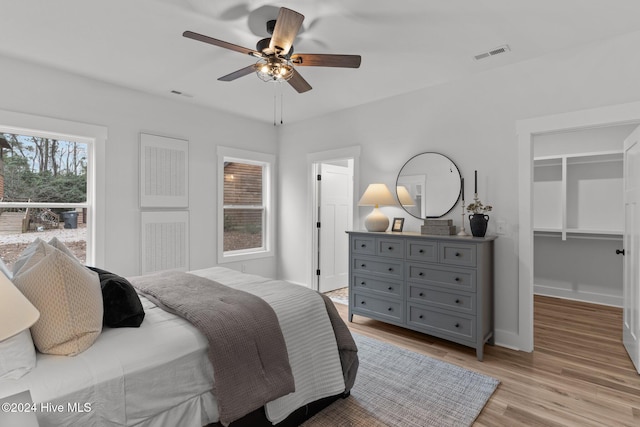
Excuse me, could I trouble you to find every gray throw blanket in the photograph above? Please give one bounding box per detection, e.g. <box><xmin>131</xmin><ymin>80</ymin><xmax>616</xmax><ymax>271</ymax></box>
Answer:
<box><xmin>129</xmin><ymin>271</ymin><xmax>295</xmax><ymax>425</ymax></box>
<box><xmin>319</xmin><ymin>293</ymin><xmax>359</xmax><ymax>391</ymax></box>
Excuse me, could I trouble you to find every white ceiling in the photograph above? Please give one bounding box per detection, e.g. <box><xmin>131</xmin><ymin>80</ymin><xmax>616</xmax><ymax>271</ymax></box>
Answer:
<box><xmin>3</xmin><ymin>0</ymin><xmax>640</xmax><ymax>124</ymax></box>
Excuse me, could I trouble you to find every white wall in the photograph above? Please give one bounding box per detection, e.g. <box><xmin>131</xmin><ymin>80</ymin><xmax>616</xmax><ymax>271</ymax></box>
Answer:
<box><xmin>0</xmin><ymin>55</ymin><xmax>278</xmax><ymax>278</ymax></box>
<box><xmin>534</xmin><ymin>124</ymin><xmax>634</xmax><ymax>157</ymax></box>
<box><xmin>278</xmin><ymin>29</ymin><xmax>640</xmax><ymax>350</ymax></box>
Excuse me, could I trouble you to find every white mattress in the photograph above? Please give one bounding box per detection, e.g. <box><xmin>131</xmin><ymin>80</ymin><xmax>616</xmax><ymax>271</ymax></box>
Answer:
<box><xmin>0</xmin><ymin>296</ymin><xmax>218</xmax><ymax>427</ymax></box>
<box><xmin>0</xmin><ymin>266</ymin><xmax>345</xmax><ymax>426</ymax></box>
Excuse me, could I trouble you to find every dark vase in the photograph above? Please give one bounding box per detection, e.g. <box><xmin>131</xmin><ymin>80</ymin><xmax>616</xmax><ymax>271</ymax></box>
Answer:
<box><xmin>469</xmin><ymin>214</ymin><xmax>489</xmax><ymax>237</ymax></box>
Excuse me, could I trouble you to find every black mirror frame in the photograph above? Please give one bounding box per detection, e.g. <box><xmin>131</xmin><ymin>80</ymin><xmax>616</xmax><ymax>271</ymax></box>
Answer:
<box><xmin>395</xmin><ymin>152</ymin><xmax>462</xmax><ymax>219</ymax></box>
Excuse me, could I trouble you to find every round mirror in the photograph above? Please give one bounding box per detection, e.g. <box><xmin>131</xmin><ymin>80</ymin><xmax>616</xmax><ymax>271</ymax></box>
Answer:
<box><xmin>396</xmin><ymin>152</ymin><xmax>461</xmax><ymax>219</ymax></box>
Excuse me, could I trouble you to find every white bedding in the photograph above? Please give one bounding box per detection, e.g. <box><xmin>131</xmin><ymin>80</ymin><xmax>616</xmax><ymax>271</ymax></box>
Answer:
<box><xmin>0</xmin><ymin>266</ymin><xmax>346</xmax><ymax>427</ymax></box>
<box><xmin>0</xmin><ymin>295</ymin><xmax>217</xmax><ymax>427</ymax></box>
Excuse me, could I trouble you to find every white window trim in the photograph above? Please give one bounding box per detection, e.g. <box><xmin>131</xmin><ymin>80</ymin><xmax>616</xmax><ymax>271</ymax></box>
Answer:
<box><xmin>0</xmin><ymin>109</ymin><xmax>106</xmax><ymax>267</ymax></box>
<box><xmin>217</xmin><ymin>146</ymin><xmax>275</xmax><ymax>264</ymax></box>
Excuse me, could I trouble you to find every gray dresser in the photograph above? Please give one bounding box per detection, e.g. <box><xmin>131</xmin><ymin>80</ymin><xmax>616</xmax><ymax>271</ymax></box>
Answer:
<box><xmin>347</xmin><ymin>231</ymin><xmax>496</xmax><ymax>361</ymax></box>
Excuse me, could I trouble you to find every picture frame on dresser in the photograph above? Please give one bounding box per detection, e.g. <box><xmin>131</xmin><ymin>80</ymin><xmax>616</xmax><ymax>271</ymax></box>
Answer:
<box><xmin>347</xmin><ymin>231</ymin><xmax>496</xmax><ymax>361</ymax></box>
<box><xmin>391</xmin><ymin>218</ymin><xmax>405</xmax><ymax>232</ymax></box>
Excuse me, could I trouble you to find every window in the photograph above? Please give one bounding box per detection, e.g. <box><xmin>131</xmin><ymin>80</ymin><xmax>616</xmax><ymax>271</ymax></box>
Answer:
<box><xmin>0</xmin><ymin>130</ymin><xmax>92</xmax><ymax>269</ymax></box>
<box><xmin>217</xmin><ymin>147</ymin><xmax>274</xmax><ymax>262</ymax></box>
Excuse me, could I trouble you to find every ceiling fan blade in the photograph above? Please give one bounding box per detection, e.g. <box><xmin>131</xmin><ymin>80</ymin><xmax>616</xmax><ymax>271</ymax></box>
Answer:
<box><xmin>218</xmin><ymin>64</ymin><xmax>257</xmax><ymax>82</ymax></box>
<box><xmin>287</xmin><ymin>69</ymin><xmax>312</xmax><ymax>93</ymax></box>
<box><xmin>269</xmin><ymin>8</ymin><xmax>304</xmax><ymax>56</ymax></box>
<box><xmin>183</xmin><ymin>31</ymin><xmax>262</xmax><ymax>57</ymax></box>
<box><xmin>291</xmin><ymin>54</ymin><xmax>361</xmax><ymax>68</ymax></box>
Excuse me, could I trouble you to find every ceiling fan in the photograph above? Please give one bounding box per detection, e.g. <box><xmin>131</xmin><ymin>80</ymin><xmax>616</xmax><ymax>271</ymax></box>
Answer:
<box><xmin>183</xmin><ymin>7</ymin><xmax>361</xmax><ymax>93</ymax></box>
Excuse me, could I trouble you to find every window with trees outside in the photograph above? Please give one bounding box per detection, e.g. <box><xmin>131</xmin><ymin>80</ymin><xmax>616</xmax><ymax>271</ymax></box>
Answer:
<box><xmin>217</xmin><ymin>147</ymin><xmax>274</xmax><ymax>262</ymax></box>
<box><xmin>0</xmin><ymin>131</ymin><xmax>90</xmax><ymax>270</ymax></box>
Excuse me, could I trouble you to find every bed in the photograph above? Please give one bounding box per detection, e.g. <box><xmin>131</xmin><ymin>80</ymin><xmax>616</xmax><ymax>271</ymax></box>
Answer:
<box><xmin>0</xmin><ymin>266</ymin><xmax>358</xmax><ymax>427</ymax></box>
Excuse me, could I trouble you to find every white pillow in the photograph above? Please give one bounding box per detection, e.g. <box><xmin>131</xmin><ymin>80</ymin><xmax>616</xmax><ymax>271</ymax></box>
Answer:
<box><xmin>0</xmin><ymin>256</ymin><xmax>12</xmax><ymax>279</ymax></box>
<box><xmin>0</xmin><ymin>330</ymin><xmax>36</xmax><ymax>380</ymax></box>
<box><xmin>13</xmin><ymin>245</ymin><xmax>103</xmax><ymax>356</ymax></box>
<box><xmin>47</xmin><ymin>237</ymin><xmax>78</xmax><ymax>261</ymax></box>
<box><xmin>12</xmin><ymin>238</ymin><xmax>45</xmax><ymax>276</ymax></box>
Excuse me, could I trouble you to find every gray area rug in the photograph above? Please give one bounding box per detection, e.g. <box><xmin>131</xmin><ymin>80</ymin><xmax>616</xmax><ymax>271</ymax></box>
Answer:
<box><xmin>303</xmin><ymin>333</ymin><xmax>499</xmax><ymax>427</ymax></box>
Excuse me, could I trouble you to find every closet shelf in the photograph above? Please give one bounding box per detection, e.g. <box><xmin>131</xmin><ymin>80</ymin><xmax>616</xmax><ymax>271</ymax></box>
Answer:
<box><xmin>534</xmin><ymin>228</ymin><xmax>623</xmax><ymax>241</ymax></box>
<box><xmin>533</xmin><ymin>150</ymin><xmax>623</xmax><ymax>237</ymax></box>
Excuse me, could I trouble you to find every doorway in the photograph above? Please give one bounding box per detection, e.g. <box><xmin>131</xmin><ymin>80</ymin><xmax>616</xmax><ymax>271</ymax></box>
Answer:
<box><xmin>532</xmin><ymin>124</ymin><xmax>632</xmax><ymax>307</ymax></box>
<box><xmin>517</xmin><ymin>102</ymin><xmax>640</xmax><ymax>354</ymax></box>
<box><xmin>314</xmin><ymin>160</ymin><xmax>353</xmax><ymax>293</ymax></box>
<box><xmin>308</xmin><ymin>146</ymin><xmax>360</xmax><ymax>293</ymax></box>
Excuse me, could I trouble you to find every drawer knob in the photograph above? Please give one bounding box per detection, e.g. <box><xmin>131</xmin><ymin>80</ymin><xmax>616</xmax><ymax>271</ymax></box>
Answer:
<box><xmin>419</xmin><ymin>249</ymin><xmax>424</xmax><ymax>254</ymax></box>
<box><xmin>388</xmin><ymin>307</ymin><xmax>393</xmax><ymax>311</ymax></box>
<box><xmin>360</xmin><ymin>281</ymin><xmax>366</xmax><ymax>286</ymax></box>
<box><xmin>388</xmin><ymin>246</ymin><xmax>394</xmax><ymax>250</ymax></box>
<box><xmin>418</xmin><ymin>272</ymin><xmax>424</xmax><ymax>276</ymax></box>
<box><xmin>455</xmin><ymin>299</ymin><xmax>460</xmax><ymax>304</ymax></box>
<box><xmin>361</xmin><ymin>264</ymin><xmax>366</xmax><ymax>268</ymax></box>
<box><xmin>360</xmin><ymin>301</ymin><xmax>366</xmax><ymax>305</ymax></box>
<box><xmin>361</xmin><ymin>244</ymin><xmax>366</xmax><ymax>248</ymax></box>
<box><xmin>388</xmin><ymin>268</ymin><xmax>393</xmax><ymax>272</ymax></box>
<box><xmin>455</xmin><ymin>323</ymin><xmax>460</xmax><ymax>328</ymax></box>
<box><xmin>455</xmin><ymin>252</ymin><xmax>461</xmax><ymax>257</ymax></box>
<box><xmin>419</xmin><ymin>292</ymin><xmax>424</xmax><ymax>297</ymax></box>
<box><xmin>388</xmin><ymin>286</ymin><xmax>393</xmax><ymax>291</ymax></box>
<box><xmin>454</xmin><ymin>277</ymin><xmax>460</xmax><ymax>282</ymax></box>
<box><xmin>419</xmin><ymin>314</ymin><xmax>424</xmax><ymax>319</ymax></box>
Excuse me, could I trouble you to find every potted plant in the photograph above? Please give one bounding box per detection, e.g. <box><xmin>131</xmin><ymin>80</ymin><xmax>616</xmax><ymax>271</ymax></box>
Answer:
<box><xmin>467</xmin><ymin>199</ymin><xmax>492</xmax><ymax>237</ymax></box>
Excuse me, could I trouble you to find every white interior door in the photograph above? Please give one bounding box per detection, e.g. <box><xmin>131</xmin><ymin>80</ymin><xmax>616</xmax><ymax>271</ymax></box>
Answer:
<box><xmin>623</xmin><ymin>125</ymin><xmax>640</xmax><ymax>373</ymax></box>
<box><xmin>318</xmin><ymin>162</ymin><xmax>352</xmax><ymax>293</ymax></box>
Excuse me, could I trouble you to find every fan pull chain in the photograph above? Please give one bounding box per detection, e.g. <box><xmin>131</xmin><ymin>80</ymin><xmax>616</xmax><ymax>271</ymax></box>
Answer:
<box><xmin>272</xmin><ymin>83</ymin><xmax>285</xmax><ymax>126</ymax></box>
<box><xmin>280</xmin><ymin>87</ymin><xmax>284</xmax><ymax>125</ymax></box>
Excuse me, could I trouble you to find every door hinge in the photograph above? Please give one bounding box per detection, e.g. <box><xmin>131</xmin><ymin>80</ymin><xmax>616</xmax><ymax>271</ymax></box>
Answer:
<box><xmin>317</xmin><ymin>222</ymin><xmax>321</xmax><ymax>228</ymax></box>
<box><xmin>316</xmin><ymin>269</ymin><xmax>321</xmax><ymax>276</ymax></box>
<box><xmin>317</xmin><ymin>174</ymin><xmax>322</xmax><ymax>181</ymax></box>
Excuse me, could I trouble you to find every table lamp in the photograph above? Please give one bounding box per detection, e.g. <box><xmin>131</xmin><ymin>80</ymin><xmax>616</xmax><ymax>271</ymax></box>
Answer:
<box><xmin>0</xmin><ymin>271</ymin><xmax>39</xmax><ymax>342</ymax></box>
<box><xmin>358</xmin><ymin>183</ymin><xmax>397</xmax><ymax>232</ymax></box>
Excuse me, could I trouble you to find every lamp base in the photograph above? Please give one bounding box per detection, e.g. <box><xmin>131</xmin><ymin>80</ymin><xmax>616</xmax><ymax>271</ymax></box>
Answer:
<box><xmin>364</xmin><ymin>207</ymin><xmax>389</xmax><ymax>232</ymax></box>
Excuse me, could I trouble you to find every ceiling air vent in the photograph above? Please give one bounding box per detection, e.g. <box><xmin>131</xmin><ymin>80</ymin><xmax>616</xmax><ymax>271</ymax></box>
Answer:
<box><xmin>474</xmin><ymin>44</ymin><xmax>510</xmax><ymax>61</ymax></box>
<box><xmin>170</xmin><ymin>90</ymin><xmax>193</xmax><ymax>98</ymax></box>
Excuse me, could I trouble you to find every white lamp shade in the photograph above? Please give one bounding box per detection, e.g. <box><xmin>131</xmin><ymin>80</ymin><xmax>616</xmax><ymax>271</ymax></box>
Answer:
<box><xmin>358</xmin><ymin>183</ymin><xmax>397</xmax><ymax>207</ymax></box>
<box><xmin>396</xmin><ymin>185</ymin><xmax>416</xmax><ymax>206</ymax></box>
<box><xmin>0</xmin><ymin>272</ymin><xmax>40</xmax><ymax>341</ymax></box>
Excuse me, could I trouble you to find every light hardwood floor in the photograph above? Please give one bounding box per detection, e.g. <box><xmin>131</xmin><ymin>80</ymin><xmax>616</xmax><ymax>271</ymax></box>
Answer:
<box><xmin>333</xmin><ymin>295</ymin><xmax>640</xmax><ymax>426</ymax></box>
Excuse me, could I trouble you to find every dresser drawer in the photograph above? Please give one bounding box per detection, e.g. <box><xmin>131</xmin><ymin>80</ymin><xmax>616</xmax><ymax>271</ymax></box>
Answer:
<box><xmin>407</xmin><ymin>304</ymin><xmax>475</xmax><ymax>342</ymax></box>
<box><xmin>407</xmin><ymin>263</ymin><xmax>475</xmax><ymax>292</ymax></box>
<box><xmin>406</xmin><ymin>239</ymin><xmax>438</xmax><ymax>262</ymax></box>
<box><xmin>407</xmin><ymin>284</ymin><xmax>475</xmax><ymax>315</ymax></box>
<box><xmin>439</xmin><ymin>243</ymin><xmax>477</xmax><ymax>267</ymax></box>
<box><xmin>352</xmin><ymin>292</ymin><xmax>403</xmax><ymax>323</ymax></box>
<box><xmin>377</xmin><ymin>238</ymin><xmax>404</xmax><ymax>258</ymax></box>
<box><xmin>353</xmin><ymin>256</ymin><xmax>403</xmax><ymax>279</ymax></box>
<box><xmin>353</xmin><ymin>274</ymin><xmax>403</xmax><ymax>298</ymax></box>
<box><xmin>351</xmin><ymin>236</ymin><xmax>376</xmax><ymax>255</ymax></box>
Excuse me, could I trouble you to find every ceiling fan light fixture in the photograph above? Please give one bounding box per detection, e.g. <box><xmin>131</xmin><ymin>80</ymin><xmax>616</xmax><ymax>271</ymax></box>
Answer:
<box><xmin>183</xmin><ymin>7</ymin><xmax>360</xmax><ymax>94</ymax></box>
<box><xmin>255</xmin><ymin>57</ymin><xmax>294</xmax><ymax>82</ymax></box>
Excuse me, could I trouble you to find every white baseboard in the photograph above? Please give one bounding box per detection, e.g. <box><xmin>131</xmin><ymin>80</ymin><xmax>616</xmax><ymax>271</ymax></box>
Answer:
<box><xmin>534</xmin><ymin>284</ymin><xmax>622</xmax><ymax>308</ymax></box>
<box><xmin>494</xmin><ymin>329</ymin><xmax>529</xmax><ymax>352</ymax></box>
